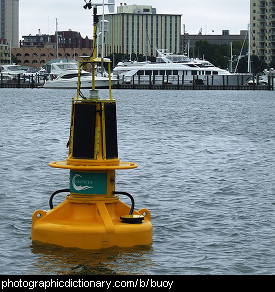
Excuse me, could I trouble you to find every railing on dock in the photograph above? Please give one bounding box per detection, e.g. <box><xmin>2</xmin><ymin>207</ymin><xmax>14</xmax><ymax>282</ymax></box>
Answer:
<box><xmin>0</xmin><ymin>73</ymin><xmax>45</xmax><ymax>88</ymax></box>
<box><xmin>113</xmin><ymin>74</ymin><xmax>274</xmax><ymax>91</ymax></box>
<box><xmin>1</xmin><ymin>72</ymin><xmax>274</xmax><ymax>91</ymax></box>
<box><xmin>113</xmin><ymin>83</ymin><xmax>272</xmax><ymax>91</ymax></box>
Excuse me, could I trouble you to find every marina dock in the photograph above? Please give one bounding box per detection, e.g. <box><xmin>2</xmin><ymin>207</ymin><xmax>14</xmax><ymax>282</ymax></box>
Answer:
<box><xmin>1</xmin><ymin>73</ymin><xmax>274</xmax><ymax>90</ymax></box>
<box><xmin>0</xmin><ymin>73</ymin><xmax>43</xmax><ymax>88</ymax></box>
<box><xmin>0</xmin><ymin>82</ymin><xmax>43</xmax><ymax>88</ymax></box>
<box><xmin>113</xmin><ymin>83</ymin><xmax>272</xmax><ymax>90</ymax></box>
<box><xmin>1</xmin><ymin>82</ymin><xmax>272</xmax><ymax>90</ymax></box>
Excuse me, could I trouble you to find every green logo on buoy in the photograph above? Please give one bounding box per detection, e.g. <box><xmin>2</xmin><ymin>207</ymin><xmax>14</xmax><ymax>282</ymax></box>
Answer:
<box><xmin>70</xmin><ymin>171</ymin><xmax>107</xmax><ymax>195</ymax></box>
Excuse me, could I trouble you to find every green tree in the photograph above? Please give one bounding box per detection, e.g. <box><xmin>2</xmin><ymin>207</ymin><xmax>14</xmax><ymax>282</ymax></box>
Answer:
<box><xmin>237</xmin><ymin>55</ymin><xmax>267</xmax><ymax>74</ymax></box>
<box><xmin>191</xmin><ymin>40</ymin><xmax>253</xmax><ymax>72</ymax></box>
<box><xmin>269</xmin><ymin>57</ymin><xmax>275</xmax><ymax>69</ymax></box>
<box><xmin>191</xmin><ymin>41</ymin><xmax>229</xmax><ymax>69</ymax></box>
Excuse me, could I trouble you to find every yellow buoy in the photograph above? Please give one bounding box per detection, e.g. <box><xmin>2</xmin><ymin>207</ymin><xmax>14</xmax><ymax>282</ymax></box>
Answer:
<box><xmin>31</xmin><ymin>4</ymin><xmax>152</xmax><ymax>250</ymax></box>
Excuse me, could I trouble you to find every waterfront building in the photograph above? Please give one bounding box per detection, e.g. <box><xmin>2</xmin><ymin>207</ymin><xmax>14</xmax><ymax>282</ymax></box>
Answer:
<box><xmin>99</xmin><ymin>4</ymin><xmax>181</xmax><ymax>57</ymax></box>
<box><xmin>11</xmin><ymin>46</ymin><xmax>94</xmax><ymax>68</ymax></box>
<box><xmin>20</xmin><ymin>30</ymin><xmax>92</xmax><ymax>49</ymax></box>
<box><xmin>12</xmin><ymin>31</ymin><xmax>93</xmax><ymax>68</ymax></box>
<box><xmin>250</xmin><ymin>0</ymin><xmax>275</xmax><ymax>65</ymax></box>
<box><xmin>0</xmin><ymin>0</ymin><xmax>19</xmax><ymax>48</ymax></box>
<box><xmin>181</xmin><ymin>30</ymin><xmax>248</xmax><ymax>55</ymax></box>
<box><xmin>0</xmin><ymin>38</ymin><xmax>10</xmax><ymax>64</ymax></box>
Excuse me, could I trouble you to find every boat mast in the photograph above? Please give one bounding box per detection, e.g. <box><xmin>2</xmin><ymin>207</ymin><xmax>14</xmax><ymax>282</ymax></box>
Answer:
<box><xmin>9</xmin><ymin>41</ymin><xmax>12</xmax><ymax>64</ymax></box>
<box><xmin>101</xmin><ymin>0</ymin><xmax>105</xmax><ymax>58</ymax></box>
<box><xmin>234</xmin><ymin>29</ymin><xmax>248</xmax><ymax>74</ymax></box>
<box><xmin>247</xmin><ymin>23</ymin><xmax>251</xmax><ymax>74</ymax></box>
<box><xmin>56</xmin><ymin>18</ymin><xmax>59</xmax><ymax>59</ymax></box>
<box><xmin>230</xmin><ymin>42</ymin><xmax>233</xmax><ymax>73</ymax></box>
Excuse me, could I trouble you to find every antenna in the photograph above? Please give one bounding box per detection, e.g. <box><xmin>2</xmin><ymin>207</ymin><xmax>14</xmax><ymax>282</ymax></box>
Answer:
<box><xmin>83</xmin><ymin>0</ymin><xmax>115</xmax><ymax>12</ymax></box>
<box><xmin>83</xmin><ymin>0</ymin><xmax>115</xmax><ymax>57</ymax></box>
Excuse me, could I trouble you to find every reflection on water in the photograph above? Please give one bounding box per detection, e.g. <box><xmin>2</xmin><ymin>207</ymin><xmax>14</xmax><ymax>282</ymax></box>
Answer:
<box><xmin>30</xmin><ymin>242</ymin><xmax>154</xmax><ymax>275</ymax></box>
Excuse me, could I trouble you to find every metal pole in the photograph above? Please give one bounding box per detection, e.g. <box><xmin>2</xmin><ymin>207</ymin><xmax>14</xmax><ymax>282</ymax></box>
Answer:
<box><xmin>247</xmin><ymin>24</ymin><xmax>251</xmax><ymax>74</ymax></box>
<box><xmin>101</xmin><ymin>0</ymin><xmax>105</xmax><ymax>58</ymax></box>
<box><xmin>56</xmin><ymin>18</ymin><xmax>59</xmax><ymax>59</ymax></box>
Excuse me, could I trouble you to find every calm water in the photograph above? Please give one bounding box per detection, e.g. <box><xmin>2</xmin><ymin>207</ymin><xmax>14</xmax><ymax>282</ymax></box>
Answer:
<box><xmin>0</xmin><ymin>88</ymin><xmax>274</xmax><ymax>275</ymax></box>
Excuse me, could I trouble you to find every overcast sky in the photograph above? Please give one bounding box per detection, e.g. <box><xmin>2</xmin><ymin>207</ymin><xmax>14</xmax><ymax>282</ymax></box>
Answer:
<box><xmin>20</xmin><ymin>0</ymin><xmax>250</xmax><ymax>38</ymax></box>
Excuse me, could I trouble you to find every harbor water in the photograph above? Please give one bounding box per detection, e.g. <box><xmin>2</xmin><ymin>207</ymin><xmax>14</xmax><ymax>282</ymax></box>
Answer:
<box><xmin>0</xmin><ymin>88</ymin><xmax>274</xmax><ymax>275</ymax></box>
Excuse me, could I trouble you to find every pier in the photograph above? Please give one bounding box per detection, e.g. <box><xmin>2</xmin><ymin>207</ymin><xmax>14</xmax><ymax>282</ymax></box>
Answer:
<box><xmin>113</xmin><ymin>83</ymin><xmax>272</xmax><ymax>91</ymax></box>
<box><xmin>113</xmin><ymin>73</ymin><xmax>274</xmax><ymax>90</ymax></box>
<box><xmin>0</xmin><ymin>82</ymin><xmax>43</xmax><ymax>88</ymax></box>
<box><xmin>1</xmin><ymin>73</ymin><xmax>274</xmax><ymax>90</ymax></box>
<box><xmin>113</xmin><ymin>74</ymin><xmax>274</xmax><ymax>91</ymax></box>
<box><xmin>0</xmin><ymin>73</ymin><xmax>44</xmax><ymax>88</ymax></box>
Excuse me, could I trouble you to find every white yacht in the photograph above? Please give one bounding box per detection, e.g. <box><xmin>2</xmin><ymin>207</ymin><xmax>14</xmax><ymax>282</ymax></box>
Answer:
<box><xmin>43</xmin><ymin>60</ymin><xmax>117</xmax><ymax>89</ymax></box>
<box><xmin>113</xmin><ymin>49</ymin><xmax>252</xmax><ymax>86</ymax></box>
<box><xmin>0</xmin><ymin>64</ymin><xmax>27</xmax><ymax>78</ymax></box>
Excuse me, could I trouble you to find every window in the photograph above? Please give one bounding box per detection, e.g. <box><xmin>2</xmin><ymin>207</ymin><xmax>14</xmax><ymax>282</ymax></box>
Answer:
<box><xmin>61</xmin><ymin>73</ymin><xmax>91</xmax><ymax>79</ymax></box>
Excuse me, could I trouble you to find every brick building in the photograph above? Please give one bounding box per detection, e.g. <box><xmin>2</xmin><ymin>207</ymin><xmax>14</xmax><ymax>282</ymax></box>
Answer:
<box><xmin>12</xmin><ymin>30</ymin><xmax>93</xmax><ymax>68</ymax></box>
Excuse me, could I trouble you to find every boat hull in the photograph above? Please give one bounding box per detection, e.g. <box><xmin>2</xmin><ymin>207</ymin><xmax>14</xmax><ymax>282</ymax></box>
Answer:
<box><xmin>43</xmin><ymin>77</ymin><xmax>117</xmax><ymax>89</ymax></box>
<box><xmin>121</xmin><ymin>73</ymin><xmax>253</xmax><ymax>86</ymax></box>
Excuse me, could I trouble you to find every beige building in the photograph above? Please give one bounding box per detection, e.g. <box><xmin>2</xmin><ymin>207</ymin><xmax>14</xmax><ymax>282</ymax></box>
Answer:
<box><xmin>0</xmin><ymin>0</ymin><xmax>19</xmax><ymax>48</ymax></box>
<box><xmin>12</xmin><ymin>46</ymin><xmax>93</xmax><ymax>68</ymax></box>
<box><xmin>100</xmin><ymin>4</ymin><xmax>181</xmax><ymax>57</ymax></box>
<box><xmin>0</xmin><ymin>38</ymin><xmax>10</xmax><ymax>64</ymax></box>
<box><xmin>182</xmin><ymin>30</ymin><xmax>248</xmax><ymax>53</ymax></box>
<box><xmin>250</xmin><ymin>0</ymin><xmax>275</xmax><ymax>65</ymax></box>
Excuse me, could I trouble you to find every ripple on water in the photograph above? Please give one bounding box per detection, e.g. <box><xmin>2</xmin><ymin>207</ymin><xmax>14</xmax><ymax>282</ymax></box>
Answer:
<box><xmin>0</xmin><ymin>89</ymin><xmax>275</xmax><ymax>274</ymax></box>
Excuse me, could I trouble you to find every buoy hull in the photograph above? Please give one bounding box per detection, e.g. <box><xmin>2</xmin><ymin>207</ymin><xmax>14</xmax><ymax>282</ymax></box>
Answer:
<box><xmin>31</xmin><ymin>196</ymin><xmax>152</xmax><ymax>250</ymax></box>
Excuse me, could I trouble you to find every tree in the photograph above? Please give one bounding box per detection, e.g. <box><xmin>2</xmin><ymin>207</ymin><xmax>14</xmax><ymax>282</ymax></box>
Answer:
<box><xmin>191</xmin><ymin>40</ymin><xmax>256</xmax><ymax>72</ymax></box>
<box><xmin>269</xmin><ymin>57</ymin><xmax>275</xmax><ymax>69</ymax></box>
<box><xmin>191</xmin><ymin>41</ymin><xmax>229</xmax><ymax>69</ymax></box>
<box><xmin>237</xmin><ymin>55</ymin><xmax>267</xmax><ymax>74</ymax></box>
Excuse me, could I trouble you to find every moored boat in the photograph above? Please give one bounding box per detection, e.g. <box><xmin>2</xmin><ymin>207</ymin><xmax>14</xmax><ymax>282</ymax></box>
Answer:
<box><xmin>113</xmin><ymin>49</ymin><xmax>253</xmax><ymax>86</ymax></box>
<box><xmin>43</xmin><ymin>60</ymin><xmax>117</xmax><ymax>89</ymax></box>
<box><xmin>0</xmin><ymin>64</ymin><xmax>28</xmax><ymax>79</ymax></box>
